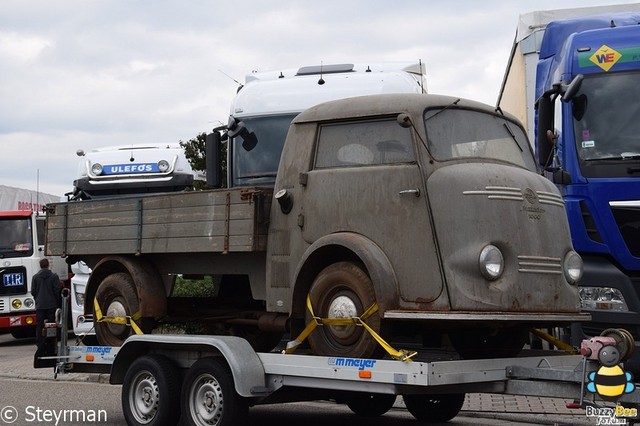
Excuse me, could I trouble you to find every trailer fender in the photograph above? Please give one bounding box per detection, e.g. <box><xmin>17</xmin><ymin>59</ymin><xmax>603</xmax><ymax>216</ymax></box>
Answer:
<box><xmin>292</xmin><ymin>232</ymin><xmax>398</xmax><ymax>316</ymax></box>
<box><xmin>109</xmin><ymin>335</ymin><xmax>268</xmax><ymax>397</ymax></box>
<box><xmin>85</xmin><ymin>256</ymin><xmax>167</xmax><ymax>318</ymax></box>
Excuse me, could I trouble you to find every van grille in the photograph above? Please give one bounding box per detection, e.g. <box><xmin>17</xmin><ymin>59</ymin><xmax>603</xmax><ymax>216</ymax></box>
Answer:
<box><xmin>517</xmin><ymin>255</ymin><xmax>562</xmax><ymax>274</ymax></box>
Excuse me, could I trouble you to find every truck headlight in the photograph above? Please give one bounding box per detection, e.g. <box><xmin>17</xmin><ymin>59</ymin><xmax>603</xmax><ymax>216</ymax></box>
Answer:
<box><xmin>11</xmin><ymin>299</ymin><xmax>22</xmax><ymax>309</ymax></box>
<box><xmin>479</xmin><ymin>244</ymin><xmax>504</xmax><ymax>280</ymax></box>
<box><xmin>91</xmin><ymin>163</ymin><xmax>103</xmax><ymax>175</ymax></box>
<box><xmin>23</xmin><ymin>298</ymin><xmax>34</xmax><ymax>309</ymax></box>
<box><xmin>580</xmin><ymin>286</ymin><xmax>629</xmax><ymax>312</ymax></box>
<box><xmin>73</xmin><ymin>285</ymin><xmax>85</xmax><ymax>306</ymax></box>
<box><xmin>158</xmin><ymin>160</ymin><xmax>170</xmax><ymax>172</ymax></box>
<box><xmin>563</xmin><ymin>251</ymin><xmax>583</xmax><ymax>285</ymax></box>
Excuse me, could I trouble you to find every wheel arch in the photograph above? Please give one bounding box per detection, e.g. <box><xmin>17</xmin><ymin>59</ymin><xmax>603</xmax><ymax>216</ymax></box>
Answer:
<box><xmin>85</xmin><ymin>255</ymin><xmax>167</xmax><ymax>319</ymax></box>
<box><xmin>110</xmin><ymin>335</ymin><xmax>267</xmax><ymax>398</ymax></box>
<box><xmin>291</xmin><ymin>232</ymin><xmax>398</xmax><ymax>318</ymax></box>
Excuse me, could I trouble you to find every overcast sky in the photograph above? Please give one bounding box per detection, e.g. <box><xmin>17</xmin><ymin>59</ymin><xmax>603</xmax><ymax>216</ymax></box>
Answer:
<box><xmin>2</xmin><ymin>0</ymin><xmax>638</xmax><ymax>197</ymax></box>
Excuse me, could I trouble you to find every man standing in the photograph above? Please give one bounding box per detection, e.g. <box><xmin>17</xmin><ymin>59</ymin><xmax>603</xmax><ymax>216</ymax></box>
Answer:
<box><xmin>31</xmin><ymin>258</ymin><xmax>61</xmax><ymax>354</ymax></box>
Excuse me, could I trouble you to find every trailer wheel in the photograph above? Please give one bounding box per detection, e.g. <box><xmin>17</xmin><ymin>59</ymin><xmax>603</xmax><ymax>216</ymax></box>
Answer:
<box><xmin>94</xmin><ymin>272</ymin><xmax>139</xmax><ymax>347</ymax></box>
<box><xmin>122</xmin><ymin>354</ymin><xmax>181</xmax><ymax>426</ymax></box>
<box><xmin>182</xmin><ymin>357</ymin><xmax>248</xmax><ymax>426</ymax></box>
<box><xmin>345</xmin><ymin>393</ymin><xmax>396</xmax><ymax>417</ymax></box>
<box><xmin>306</xmin><ymin>262</ymin><xmax>383</xmax><ymax>358</ymax></box>
<box><xmin>403</xmin><ymin>393</ymin><xmax>465</xmax><ymax>423</ymax></box>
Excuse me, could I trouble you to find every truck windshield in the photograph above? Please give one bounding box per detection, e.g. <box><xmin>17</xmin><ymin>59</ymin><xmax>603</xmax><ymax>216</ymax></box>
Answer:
<box><xmin>231</xmin><ymin>114</ymin><xmax>298</xmax><ymax>186</ymax></box>
<box><xmin>573</xmin><ymin>71</ymin><xmax>640</xmax><ymax>164</ymax></box>
<box><xmin>0</xmin><ymin>217</ymin><xmax>33</xmax><ymax>258</ymax></box>
<box><xmin>424</xmin><ymin>108</ymin><xmax>535</xmax><ymax>169</ymax></box>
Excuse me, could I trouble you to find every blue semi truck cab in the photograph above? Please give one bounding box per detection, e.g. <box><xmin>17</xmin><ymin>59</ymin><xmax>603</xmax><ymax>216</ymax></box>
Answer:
<box><xmin>498</xmin><ymin>6</ymin><xmax>640</xmax><ymax>372</ymax></box>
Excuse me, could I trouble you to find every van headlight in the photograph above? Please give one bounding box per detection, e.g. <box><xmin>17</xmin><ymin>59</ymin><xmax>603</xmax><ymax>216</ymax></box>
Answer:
<box><xmin>479</xmin><ymin>244</ymin><xmax>504</xmax><ymax>280</ymax></box>
<box><xmin>563</xmin><ymin>251</ymin><xmax>583</xmax><ymax>285</ymax></box>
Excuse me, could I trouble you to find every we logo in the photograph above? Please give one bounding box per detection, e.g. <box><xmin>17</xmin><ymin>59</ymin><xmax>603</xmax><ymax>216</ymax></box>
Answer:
<box><xmin>589</xmin><ymin>45</ymin><xmax>622</xmax><ymax>71</ymax></box>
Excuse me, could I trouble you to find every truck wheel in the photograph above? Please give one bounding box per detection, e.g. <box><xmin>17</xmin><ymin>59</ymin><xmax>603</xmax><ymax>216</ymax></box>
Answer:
<box><xmin>94</xmin><ymin>272</ymin><xmax>139</xmax><ymax>347</ymax></box>
<box><xmin>403</xmin><ymin>393</ymin><xmax>465</xmax><ymax>422</ymax></box>
<box><xmin>306</xmin><ymin>262</ymin><xmax>383</xmax><ymax>358</ymax></box>
<box><xmin>122</xmin><ymin>354</ymin><xmax>181</xmax><ymax>426</ymax></box>
<box><xmin>182</xmin><ymin>357</ymin><xmax>248</xmax><ymax>426</ymax></box>
<box><xmin>345</xmin><ymin>393</ymin><xmax>396</xmax><ymax>417</ymax></box>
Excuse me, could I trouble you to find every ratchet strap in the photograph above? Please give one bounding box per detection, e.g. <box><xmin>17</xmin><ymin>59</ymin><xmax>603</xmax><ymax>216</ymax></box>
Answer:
<box><xmin>284</xmin><ymin>295</ymin><xmax>416</xmax><ymax>362</ymax></box>
<box><xmin>530</xmin><ymin>327</ymin><xmax>578</xmax><ymax>355</ymax></box>
<box><xmin>93</xmin><ymin>298</ymin><xmax>144</xmax><ymax>335</ymax></box>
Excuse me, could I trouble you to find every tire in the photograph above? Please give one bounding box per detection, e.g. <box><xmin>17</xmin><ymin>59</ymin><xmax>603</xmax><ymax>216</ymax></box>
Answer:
<box><xmin>94</xmin><ymin>272</ymin><xmax>140</xmax><ymax>347</ymax></box>
<box><xmin>346</xmin><ymin>393</ymin><xmax>396</xmax><ymax>417</ymax></box>
<box><xmin>122</xmin><ymin>354</ymin><xmax>181</xmax><ymax>426</ymax></box>
<box><xmin>306</xmin><ymin>262</ymin><xmax>383</xmax><ymax>358</ymax></box>
<box><xmin>182</xmin><ymin>357</ymin><xmax>248</xmax><ymax>426</ymax></box>
<box><xmin>403</xmin><ymin>393</ymin><xmax>465</xmax><ymax>423</ymax></box>
<box><xmin>450</xmin><ymin>328</ymin><xmax>527</xmax><ymax>359</ymax></box>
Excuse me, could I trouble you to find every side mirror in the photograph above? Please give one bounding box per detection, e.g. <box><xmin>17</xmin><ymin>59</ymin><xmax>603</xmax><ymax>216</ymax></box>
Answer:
<box><xmin>562</xmin><ymin>74</ymin><xmax>584</xmax><ymax>102</ymax></box>
<box><xmin>536</xmin><ymin>95</ymin><xmax>555</xmax><ymax>169</ymax></box>
<box><xmin>205</xmin><ymin>132</ymin><xmax>222</xmax><ymax>188</ymax></box>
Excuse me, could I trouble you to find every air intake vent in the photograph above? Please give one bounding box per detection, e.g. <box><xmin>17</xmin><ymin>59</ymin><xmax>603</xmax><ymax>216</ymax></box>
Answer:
<box><xmin>580</xmin><ymin>201</ymin><xmax>604</xmax><ymax>243</ymax></box>
<box><xmin>610</xmin><ymin>202</ymin><xmax>640</xmax><ymax>257</ymax></box>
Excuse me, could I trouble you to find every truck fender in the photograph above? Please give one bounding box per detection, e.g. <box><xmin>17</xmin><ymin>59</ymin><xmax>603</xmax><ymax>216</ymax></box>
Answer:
<box><xmin>109</xmin><ymin>335</ymin><xmax>267</xmax><ymax>397</ymax></box>
<box><xmin>85</xmin><ymin>256</ymin><xmax>167</xmax><ymax>318</ymax></box>
<box><xmin>292</xmin><ymin>232</ymin><xmax>399</xmax><ymax>316</ymax></box>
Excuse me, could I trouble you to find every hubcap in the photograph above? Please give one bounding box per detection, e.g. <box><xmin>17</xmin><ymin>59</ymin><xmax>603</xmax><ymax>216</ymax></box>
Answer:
<box><xmin>327</xmin><ymin>295</ymin><xmax>359</xmax><ymax>342</ymax></box>
<box><xmin>106</xmin><ymin>300</ymin><xmax>127</xmax><ymax>335</ymax></box>
<box><xmin>191</xmin><ymin>375</ymin><xmax>224</xmax><ymax>425</ymax></box>
<box><xmin>130</xmin><ymin>373</ymin><xmax>158</xmax><ymax>424</ymax></box>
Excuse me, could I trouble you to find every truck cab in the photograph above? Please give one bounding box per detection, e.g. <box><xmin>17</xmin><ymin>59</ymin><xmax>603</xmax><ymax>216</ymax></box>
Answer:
<box><xmin>498</xmin><ymin>7</ymin><xmax>640</xmax><ymax>372</ymax></box>
<box><xmin>0</xmin><ymin>211</ymin><xmax>66</xmax><ymax>338</ymax></box>
<box><xmin>71</xmin><ymin>143</ymin><xmax>200</xmax><ymax>200</ymax></box>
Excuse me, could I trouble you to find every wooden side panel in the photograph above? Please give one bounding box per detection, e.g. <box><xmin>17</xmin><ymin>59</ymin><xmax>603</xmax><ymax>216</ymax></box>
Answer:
<box><xmin>45</xmin><ymin>187</ymin><xmax>272</xmax><ymax>256</ymax></box>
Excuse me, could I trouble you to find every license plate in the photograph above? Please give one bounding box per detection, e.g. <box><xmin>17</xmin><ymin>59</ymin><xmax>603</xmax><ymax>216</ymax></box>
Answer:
<box><xmin>3</xmin><ymin>272</ymin><xmax>24</xmax><ymax>287</ymax></box>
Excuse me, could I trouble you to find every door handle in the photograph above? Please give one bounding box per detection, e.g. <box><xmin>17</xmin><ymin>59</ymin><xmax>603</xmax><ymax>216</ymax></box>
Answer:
<box><xmin>399</xmin><ymin>188</ymin><xmax>421</xmax><ymax>197</ymax></box>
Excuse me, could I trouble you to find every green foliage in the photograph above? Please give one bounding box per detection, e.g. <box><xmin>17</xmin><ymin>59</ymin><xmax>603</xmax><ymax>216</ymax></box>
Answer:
<box><xmin>179</xmin><ymin>132</ymin><xmax>228</xmax><ymax>189</ymax></box>
<box><xmin>172</xmin><ymin>275</ymin><xmax>216</xmax><ymax>297</ymax></box>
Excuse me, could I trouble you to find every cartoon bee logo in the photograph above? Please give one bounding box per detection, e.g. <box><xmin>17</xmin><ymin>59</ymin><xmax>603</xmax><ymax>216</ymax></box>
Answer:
<box><xmin>587</xmin><ymin>345</ymin><xmax>635</xmax><ymax>401</ymax></box>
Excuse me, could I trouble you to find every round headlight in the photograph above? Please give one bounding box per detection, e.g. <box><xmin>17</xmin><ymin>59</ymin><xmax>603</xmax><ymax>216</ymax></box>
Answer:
<box><xmin>479</xmin><ymin>244</ymin><xmax>504</xmax><ymax>281</ymax></box>
<box><xmin>11</xmin><ymin>299</ymin><xmax>22</xmax><ymax>309</ymax></box>
<box><xmin>158</xmin><ymin>160</ymin><xmax>170</xmax><ymax>172</ymax></box>
<box><xmin>91</xmin><ymin>162</ymin><xmax>103</xmax><ymax>175</ymax></box>
<box><xmin>23</xmin><ymin>298</ymin><xmax>35</xmax><ymax>309</ymax></box>
<box><xmin>563</xmin><ymin>250</ymin><xmax>583</xmax><ymax>285</ymax></box>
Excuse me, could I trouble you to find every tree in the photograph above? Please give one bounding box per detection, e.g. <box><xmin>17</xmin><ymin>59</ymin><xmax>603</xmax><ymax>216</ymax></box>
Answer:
<box><xmin>180</xmin><ymin>132</ymin><xmax>227</xmax><ymax>189</ymax></box>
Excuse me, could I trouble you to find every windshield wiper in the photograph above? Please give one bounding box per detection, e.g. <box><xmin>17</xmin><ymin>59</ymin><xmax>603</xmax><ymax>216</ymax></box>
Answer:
<box><xmin>587</xmin><ymin>155</ymin><xmax>640</xmax><ymax>162</ymax></box>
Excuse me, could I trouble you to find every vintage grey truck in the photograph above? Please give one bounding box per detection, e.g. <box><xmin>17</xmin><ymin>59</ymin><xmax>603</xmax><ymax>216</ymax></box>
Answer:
<box><xmin>45</xmin><ymin>93</ymin><xmax>586</xmax><ymax>359</ymax></box>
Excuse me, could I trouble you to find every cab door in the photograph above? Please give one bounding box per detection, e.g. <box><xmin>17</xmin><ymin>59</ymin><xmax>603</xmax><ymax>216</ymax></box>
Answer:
<box><xmin>300</xmin><ymin>117</ymin><xmax>443</xmax><ymax>304</ymax></box>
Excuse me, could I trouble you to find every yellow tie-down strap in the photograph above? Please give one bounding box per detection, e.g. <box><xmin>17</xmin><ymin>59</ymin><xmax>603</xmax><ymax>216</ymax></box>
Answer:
<box><xmin>93</xmin><ymin>298</ymin><xmax>144</xmax><ymax>335</ymax></box>
<box><xmin>284</xmin><ymin>295</ymin><xmax>417</xmax><ymax>362</ymax></box>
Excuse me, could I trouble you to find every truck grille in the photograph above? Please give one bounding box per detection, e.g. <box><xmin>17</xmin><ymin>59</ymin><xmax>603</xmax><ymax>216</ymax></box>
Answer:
<box><xmin>463</xmin><ymin>186</ymin><xmax>565</xmax><ymax>207</ymax></box>
<box><xmin>610</xmin><ymin>202</ymin><xmax>640</xmax><ymax>257</ymax></box>
<box><xmin>517</xmin><ymin>255</ymin><xmax>562</xmax><ymax>275</ymax></box>
<box><xmin>0</xmin><ymin>300</ymin><xmax>5</xmax><ymax>313</ymax></box>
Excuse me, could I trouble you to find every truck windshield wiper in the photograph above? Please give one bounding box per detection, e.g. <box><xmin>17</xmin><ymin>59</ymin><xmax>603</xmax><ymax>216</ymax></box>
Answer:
<box><xmin>587</xmin><ymin>155</ymin><xmax>640</xmax><ymax>162</ymax></box>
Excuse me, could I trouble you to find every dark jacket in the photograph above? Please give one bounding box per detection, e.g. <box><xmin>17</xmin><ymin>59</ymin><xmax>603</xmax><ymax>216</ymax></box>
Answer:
<box><xmin>31</xmin><ymin>268</ymin><xmax>61</xmax><ymax>310</ymax></box>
